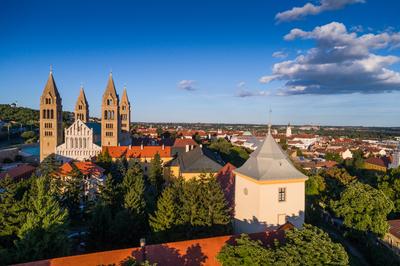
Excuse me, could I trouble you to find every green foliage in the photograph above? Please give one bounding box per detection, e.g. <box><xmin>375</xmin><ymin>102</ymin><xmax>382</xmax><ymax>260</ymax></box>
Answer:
<box><xmin>149</xmin><ymin>186</ymin><xmax>177</xmax><ymax>239</ymax></box>
<box><xmin>99</xmin><ymin>173</ymin><xmax>122</xmax><ymax>211</ymax></box>
<box><xmin>149</xmin><ymin>153</ymin><xmax>164</xmax><ymax>194</ymax></box>
<box><xmin>37</xmin><ymin>154</ymin><xmax>61</xmax><ymax>177</ymax></box>
<box><xmin>325</xmin><ymin>152</ymin><xmax>343</xmax><ymax>163</ymax></box>
<box><xmin>0</xmin><ymin>104</ymin><xmax>39</xmax><ymax>126</ymax></box>
<box><xmin>96</xmin><ymin>148</ymin><xmax>112</xmax><ymax>170</ymax></box>
<box><xmin>331</xmin><ymin>181</ymin><xmax>393</xmax><ymax>236</ymax></box>
<box><xmin>21</xmin><ymin>131</ymin><xmax>37</xmax><ymax>142</ymax></box>
<box><xmin>274</xmin><ymin>224</ymin><xmax>349</xmax><ymax>265</ymax></box>
<box><xmin>15</xmin><ymin>177</ymin><xmax>69</xmax><ymax>262</ymax></box>
<box><xmin>61</xmin><ymin>164</ymin><xmax>84</xmax><ymax>220</ymax></box>
<box><xmin>209</xmin><ymin>138</ymin><xmax>250</xmax><ymax>167</ymax></box>
<box><xmin>149</xmin><ymin>174</ymin><xmax>231</xmax><ymax>242</ymax></box>
<box><xmin>323</xmin><ymin>167</ymin><xmax>356</xmax><ymax>186</ymax></box>
<box><xmin>87</xmin><ymin>203</ymin><xmax>113</xmax><ymax>251</ymax></box>
<box><xmin>378</xmin><ymin>167</ymin><xmax>400</xmax><ymax>213</ymax></box>
<box><xmin>305</xmin><ymin>175</ymin><xmax>326</xmax><ymax>196</ymax></box>
<box><xmin>217</xmin><ymin>224</ymin><xmax>349</xmax><ymax>266</ymax></box>
<box><xmin>217</xmin><ymin>234</ymin><xmax>275</xmax><ymax>266</ymax></box>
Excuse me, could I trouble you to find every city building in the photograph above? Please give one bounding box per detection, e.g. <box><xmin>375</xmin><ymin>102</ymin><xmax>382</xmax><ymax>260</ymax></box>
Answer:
<box><xmin>39</xmin><ymin>69</ymin><xmax>63</xmax><ymax>161</ymax></box>
<box><xmin>390</xmin><ymin>144</ymin><xmax>400</xmax><ymax>169</ymax></box>
<box><xmin>55</xmin><ymin>119</ymin><xmax>102</xmax><ymax>162</ymax></box>
<box><xmin>233</xmin><ymin>124</ymin><xmax>308</xmax><ymax>234</ymax></box>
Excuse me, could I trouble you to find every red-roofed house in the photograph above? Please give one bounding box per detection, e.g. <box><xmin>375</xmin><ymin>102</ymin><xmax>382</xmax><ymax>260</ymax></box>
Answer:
<box><xmin>364</xmin><ymin>157</ymin><xmax>389</xmax><ymax>172</ymax></box>
<box><xmin>383</xmin><ymin>219</ymin><xmax>400</xmax><ymax>255</ymax></box>
<box><xmin>58</xmin><ymin>162</ymin><xmax>105</xmax><ymax>200</ymax></box>
<box><xmin>216</xmin><ymin>163</ymin><xmax>236</xmax><ymax>217</ymax></box>
<box><xmin>104</xmin><ymin>145</ymin><xmax>174</xmax><ymax>175</ymax></box>
<box><xmin>0</xmin><ymin>164</ymin><xmax>36</xmax><ymax>181</ymax></box>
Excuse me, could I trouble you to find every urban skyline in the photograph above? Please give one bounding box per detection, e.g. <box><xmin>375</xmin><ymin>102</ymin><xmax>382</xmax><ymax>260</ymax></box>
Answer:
<box><xmin>1</xmin><ymin>0</ymin><xmax>400</xmax><ymax>126</ymax></box>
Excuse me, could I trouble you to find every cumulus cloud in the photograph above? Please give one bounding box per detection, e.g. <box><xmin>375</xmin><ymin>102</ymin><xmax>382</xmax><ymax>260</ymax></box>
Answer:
<box><xmin>236</xmin><ymin>90</ymin><xmax>269</xmax><ymax>97</ymax></box>
<box><xmin>272</xmin><ymin>51</ymin><xmax>289</xmax><ymax>59</ymax></box>
<box><xmin>276</xmin><ymin>0</ymin><xmax>365</xmax><ymax>23</ymax></box>
<box><xmin>260</xmin><ymin>22</ymin><xmax>400</xmax><ymax>95</ymax></box>
<box><xmin>177</xmin><ymin>80</ymin><xmax>196</xmax><ymax>91</ymax></box>
<box><xmin>236</xmin><ymin>82</ymin><xmax>269</xmax><ymax>97</ymax></box>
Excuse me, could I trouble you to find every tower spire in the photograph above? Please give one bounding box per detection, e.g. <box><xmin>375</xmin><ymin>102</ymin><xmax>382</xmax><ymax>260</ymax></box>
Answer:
<box><xmin>268</xmin><ymin>107</ymin><xmax>272</xmax><ymax>135</ymax></box>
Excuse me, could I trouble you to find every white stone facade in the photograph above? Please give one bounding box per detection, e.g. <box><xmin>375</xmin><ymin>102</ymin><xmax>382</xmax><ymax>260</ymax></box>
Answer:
<box><xmin>56</xmin><ymin>119</ymin><xmax>101</xmax><ymax>162</ymax></box>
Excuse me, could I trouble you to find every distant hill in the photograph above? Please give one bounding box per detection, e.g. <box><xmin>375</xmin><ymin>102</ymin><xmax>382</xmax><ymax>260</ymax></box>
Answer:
<box><xmin>0</xmin><ymin>104</ymin><xmax>74</xmax><ymax>126</ymax></box>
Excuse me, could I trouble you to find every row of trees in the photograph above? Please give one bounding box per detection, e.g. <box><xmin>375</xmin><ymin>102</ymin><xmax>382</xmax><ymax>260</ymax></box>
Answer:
<box><xmin>217</xmin><ymin>224</ymin><xmax>349</xmax><ymax>265</ymax></box>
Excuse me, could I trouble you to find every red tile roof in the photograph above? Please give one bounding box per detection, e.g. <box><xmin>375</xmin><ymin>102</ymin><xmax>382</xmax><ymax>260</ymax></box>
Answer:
<box><xmin>216</xmin><ymin>163</ymin><xmax>236</xmax><ymax>216</ymax></box>
<box><xmin>173</xmin><ymin>138</ymin><xmax>198</xmax><ymax>148</ymax></box>
<box><xmin>0</xmin><ymin>164</ymin><xmax>36</xmax><ymax>180</ymax></box>
<box><xmin>14</xmin><ymin>224</ymin><xmax>291</xmax><ymax>266</ymax></box>
<box><xmin>104</xmin><ymin>146</ymin><xmax>172</xmax><ymax>159</ymax></box>
<box><xmin>389</xmin><ymin>219</ymin><xmax>400</xmax><ymax>239</ymax></box>
<box><xmin>59</xmin><ymin>162</ymin><xmax>104</xmax><ymax>177</ymax></box>
<box><xmin>365</xmin><ymin>157</ymin><xmax>388</xmax><ymax>168</ymax></box>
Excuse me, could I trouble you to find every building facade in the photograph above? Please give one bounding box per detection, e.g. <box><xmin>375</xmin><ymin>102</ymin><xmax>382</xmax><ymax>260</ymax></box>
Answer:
<box><xmin>40</xmin><ymin>70</ymin><xmax>63</xmax><ymax>161</ymax></box>
<box><xmin>75</xmin><ymin>87</ymin><xmax>89</xmax><ymax>123</ymax></box>
<box><xmin>101</xmin><ymin>73</ymin><xmax>121</xmax><ymax>146</ymax></box>
<box><xmin>233</xmin><ymin>124</ymin><xmax>308</xmax><ymax>234</ymax></box>
<box><xmin>55</xmin><ymin>119</ymin><xmax>102</xmax><ymax>162</ymax></box>
<box><xmin>120</xmin><ymin>87</ymin><xmax>131</xmax><ymax>133</ymax></box>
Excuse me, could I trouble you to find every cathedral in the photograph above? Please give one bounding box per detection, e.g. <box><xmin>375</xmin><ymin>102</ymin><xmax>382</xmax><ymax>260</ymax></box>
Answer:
<box><xmin>39</xmin><ymin>70</ymin><xmax>131</xmax><ymax>162</ymax></box>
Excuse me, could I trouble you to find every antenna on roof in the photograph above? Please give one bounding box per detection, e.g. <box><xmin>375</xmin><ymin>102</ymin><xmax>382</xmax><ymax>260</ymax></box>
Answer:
<box><xmin>268</xmin><ymin>106</ymin><xmax>272</xmax><ymax>135</ymax></box>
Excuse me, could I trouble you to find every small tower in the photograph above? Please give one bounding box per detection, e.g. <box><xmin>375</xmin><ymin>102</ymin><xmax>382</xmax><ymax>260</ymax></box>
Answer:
<box><xmin>101</xmin><ymin>73</ymin><xmax>120</xmax><ymax>146</ymax></box>
<box><xmin>40</xmin><ymin>68</ymin><xmax>63</xmax><ymax>161</ymax></box>
<box><xmin>75</xmin><ymin>86</ymin><xmax>89</xmax><ymax>123</ymax></box>
<box><xmin>120</xmin><ymin>86</ymin><xmax>131</xmax><ymax>133</ymax></box>
<box><xmin>286</xmin><ymin>123</ymin><xmax>292</xmax><ymax>137</ymax></box>
<box><xmin>233</xmin><ymin>122</ymin><xmax>308</xmax><ymax>234</ymax></box>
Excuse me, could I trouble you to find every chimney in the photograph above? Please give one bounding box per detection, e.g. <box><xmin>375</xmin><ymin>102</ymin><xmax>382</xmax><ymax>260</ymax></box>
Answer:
<box><xmin>141</xmin><ymin>143</ymin><xmax>144</xmax><ymax>150</ymax></box>
<box><xmin>185</xmin><ymin>144</ymin><xmax>189</xmax><ymax>152</ymax></box>
<box><xmin>162</xmin><ymin>144</ymin><xmax>165</xmax><ymax>150</ymax></box>
<box><xmin>129</xmin><ymin>145</ymin><xmax>131</xmax><ymax>149</ymax></box>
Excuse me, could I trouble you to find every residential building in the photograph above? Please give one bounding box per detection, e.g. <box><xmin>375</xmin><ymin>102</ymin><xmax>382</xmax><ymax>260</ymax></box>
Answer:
<box><xmin>234</xmin><ymin>124</ymin><xmax>308</xmax><ymax>234</ymax></box>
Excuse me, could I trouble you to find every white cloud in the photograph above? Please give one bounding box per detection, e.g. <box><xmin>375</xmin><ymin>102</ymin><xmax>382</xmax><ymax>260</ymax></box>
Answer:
<box><xmin>272</xmin><ymin>51</ymin><xmax>289</xmax><ymax>59</ymax></box>
<box><xmin>275</xmin><ymin>0</ymin><xmax>365</xmax><ymax>23</ymax></box>
<box><xmin>236</xmin><ymin>90</ymin><xmax>269</xmax><ymax>98</ymax></box>
<box><xmin>177</xmin><ymin>80</ymin><xmax>196</xmax><ymax>91</ymax></box>
<box><xmin>260</xmin><ymin>22</ymin><xmax>400</xmax><ymax>95</ymax></box>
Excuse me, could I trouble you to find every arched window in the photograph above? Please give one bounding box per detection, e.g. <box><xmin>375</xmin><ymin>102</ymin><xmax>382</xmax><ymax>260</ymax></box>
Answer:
<box><xmin>107</xmin><ymin>99</ymin><xmax>113</xmax><ymax>105</ymax></box>
<box><xmin>79</xmin><ymin>138</ymin><xmax>82</xmax><ymax>148</ymax></box>
<box><xmin>42</xmin><ymin>109</ymin><xmax>46</xmax><ymax>119</ymax></box>
<box><xmin>46</xmin><ymin>109</ymin><xmax>50</xmax><ymax>119</ymax></box>
<box><xmin>83</xmin><ymin>138</ymin><xmax>87</xmax><ymax>148</ymax></box>
<box><xmin>111</xmin><ymin>111</ymin><xmax>114</xmax><ymax>120</ymax></box>
<box><xmin>50</xmin><ymin>109</ymin><xmax>54</xmax><ymax>119</ymax></box>
<box><xmin>71</xmin><ymin>138</ymin><xmax>74</xmax><ymax>148</ymax></box>
<box><xmin>75</xmin><ymin>138</ymin><xmax>78</xmax><ymax>149</ymax></box>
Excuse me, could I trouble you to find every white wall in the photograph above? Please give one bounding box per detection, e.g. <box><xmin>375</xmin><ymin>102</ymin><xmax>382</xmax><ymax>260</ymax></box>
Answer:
<box><xmin>234</xmin><ymin>173</ymin><xmax>305</xmax><ymax>234</ymax></box>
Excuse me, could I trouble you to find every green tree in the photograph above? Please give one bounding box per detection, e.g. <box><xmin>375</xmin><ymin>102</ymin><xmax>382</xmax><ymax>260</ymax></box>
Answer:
<box><xmin>217</xmin><ymin>234</ymin><xmax>275</xmax><ymax>266</ymax></box>
<box><xmin>15</xmin><ymin>177</ymin><xmax>69</xmax><ymax>262</ymax></box>
<box><xmin>99</xmin><ymin>173</ymin><xmax>122</xmax><ymax>211</ymax></box>
<box><xmin>149</xmin><ymin>153</ymin><xmax>164</xmax><ymax>194</ymax></box>
<box><xmin>149</xmin><ymin>186</ymin><xmax>177</xmax><ymax>240</ymax></box>
<box><xmin>325</xmin><ymin>152</ymin><xmax>343</xmax><ymax>163</ymax></box>
<box><xmin>123</xmin><ymin>169</ymin><xmax>146</xmax><ymax>218</ymax></box>
<box><xmin>86</xmin><ymin>203</ymin><xmax>113</xmax><ymax>251</ymax></box>
<box><xmin>37</xmin><ymin>154</ymin><xmax>60</xmax><ymax>177</ymax></box>
<box><xmin>305</xmin><ymin>175</ymin><xmax>326</xmax><ymax>196</ymax></box>
<box><xmin>201</xmin><ymin>174</ymin><xmax>231</xmax><ymax>228</ymax></box>
<box><xmin>62</xmin><ymin>164</ymin><xmax>84</xmax><ymax>220</ymax></box>
<box><xmin>274</xmin><ymin>224</ymin><xmax>349</xmax><ymax>265</ymax></box>
<box><xmin>217</xmin><ymin>225</ymin><xmax>349</xmax><ymax>266</ymax></box>
<box><xmin>378</xmin><ymin>167</ymin><xmax>400</xmax><ymax>213</ymax></box>
<box><xmin>331</xmin><ymin>181</ymin><xmax>393</xmax><ymax>236</ymax></box>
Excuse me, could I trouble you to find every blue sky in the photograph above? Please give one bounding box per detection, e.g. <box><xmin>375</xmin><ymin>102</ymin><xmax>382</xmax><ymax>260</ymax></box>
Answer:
<box><xmin>1</xmin><ymin>0</ymin><xmax>400</xmax><ymax>126</ymax></box>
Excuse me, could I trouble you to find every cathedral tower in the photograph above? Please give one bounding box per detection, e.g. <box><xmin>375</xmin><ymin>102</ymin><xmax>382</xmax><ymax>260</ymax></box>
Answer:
<box><xmin>40</xmin><ymin>69</ymin><xmax>63</xmax><ymax>161</ymax></box>
<box><xmin>119</xmin><ymin>86</ymin><xmax>131</xmax><ymax>133</ymax></box>
<box><xmin>101</xmin><ymin>73</ymin><xmax>120</xmax><ymax>146</ymax></box>
<box><xmin>75</xmin><ymin>86</ymin><xmax>89</xmax><ymax>123</ymax></box>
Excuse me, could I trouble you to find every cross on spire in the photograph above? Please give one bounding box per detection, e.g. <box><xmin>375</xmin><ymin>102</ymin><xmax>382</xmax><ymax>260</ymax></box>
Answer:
<box><xmin>49</xmin><ymin>64</ymin><xmax>53</xmax><ymax>74</ymax></box>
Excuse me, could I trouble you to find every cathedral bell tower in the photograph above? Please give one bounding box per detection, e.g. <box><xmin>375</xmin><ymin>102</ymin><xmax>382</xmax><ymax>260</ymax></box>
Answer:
<box><xmin>119</xmin><ymin>86</ymin><xmax>131</xmax><ymax>133</ymax></box>
<box><xmin>40</xmin><ymin>68</ymin><xmax>63</xmax><ymax>161</ymax></box>
<box><xmin>101</xmin><ymin>73</ymin><xmax>120</xmax><ymax>146</ymax></box>
<box><xmin>75</xmin><ymin>86</ymin><xmax>89</xmax><ymax>123</ymax></box>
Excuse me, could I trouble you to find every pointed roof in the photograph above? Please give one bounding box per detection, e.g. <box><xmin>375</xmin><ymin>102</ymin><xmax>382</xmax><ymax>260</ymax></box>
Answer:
<box><xmin>42</xmin><ymin>71</ymin><xmax>61</xmax><ymax>99</ymax></box>
<box><xmin>235</xmin><ymin>127</ymin><xmax>307</xmax><ymax>181</ymax></box>
<box><xmin>76</xmin><ymin>87</ymin><xmax>89</xmax><ymax>106</ymax></box>
<box><xmin>121</xmin><ymin>87</ymin><xmax>130</xmax><ymax>105</ymax></box>
<box><xmin>102</xmin><ymin>73</ymin><xmax>118</xmax><ymax>100</ymax></box>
